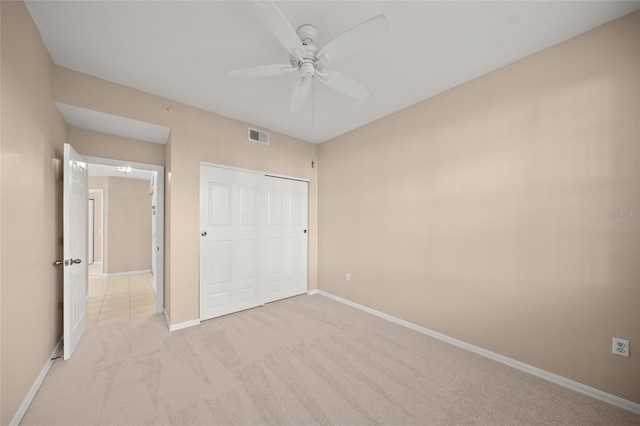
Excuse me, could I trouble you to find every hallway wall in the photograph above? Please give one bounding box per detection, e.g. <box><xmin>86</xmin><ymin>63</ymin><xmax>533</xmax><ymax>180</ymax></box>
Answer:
<box><xmin>89</xmin><ymin>176</ymin><xmax>152</xmax><ymax>275</ymax></box>
<box><xmin>106</xmin><ymin>177</ymin><xmax>152</xmax><ymax>274</ymax></box>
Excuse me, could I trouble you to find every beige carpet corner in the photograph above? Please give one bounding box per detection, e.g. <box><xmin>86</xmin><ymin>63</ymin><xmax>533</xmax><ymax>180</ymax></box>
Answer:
<box><xmin>21</xmin><ymin>295</ymin><xmax>640</xmax><ymax>425</ymax></box>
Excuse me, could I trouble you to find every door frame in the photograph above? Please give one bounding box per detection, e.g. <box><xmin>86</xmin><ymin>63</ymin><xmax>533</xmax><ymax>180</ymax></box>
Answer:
<box><xmin>200</xmin><ymin>162</ymin><xmax>310</xmax><ymax>185</ymax></box>
<box><xmin>84</xmin><ymin>156</ymin><xmax>165</xmax><ymax>315</ymax></box>
<box><xmin>88</xmin><ymin>188</ymin><xmax>104</xmax><ymax>276</ymax></box>
<box><xmin>88</xmin><ymin>198</ymin><xmax>95</xmax><ymax>264</ymax></box>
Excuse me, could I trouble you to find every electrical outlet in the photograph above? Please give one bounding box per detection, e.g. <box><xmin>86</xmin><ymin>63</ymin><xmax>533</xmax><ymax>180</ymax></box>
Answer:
<box><xmin>612</xmin><ymin>338</ymin><xmax>629</xmax><ymax>357</ymax></box>
<box><xmin>345</xmin><ymin>273</ymin><xmax>351</xmax><ymax>281</ymax></box>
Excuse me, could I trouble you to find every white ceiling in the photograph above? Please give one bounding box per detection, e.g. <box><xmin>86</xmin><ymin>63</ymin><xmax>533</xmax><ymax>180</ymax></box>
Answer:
<box><xmin>26</xmin><ymin>1</ymin><xmax>640</xmax><ymax>144</ymax></box>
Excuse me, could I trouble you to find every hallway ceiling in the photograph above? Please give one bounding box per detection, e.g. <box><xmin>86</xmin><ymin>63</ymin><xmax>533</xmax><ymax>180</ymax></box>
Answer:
<box><xmin>26</xmin><ymin>1</ymin><xmax>640</xmax><ymax>143</ymax></box>
<box><xmin>56</xmin><ymin>103</ymin><xmax>170</xmax><ymax>144</ymax></box>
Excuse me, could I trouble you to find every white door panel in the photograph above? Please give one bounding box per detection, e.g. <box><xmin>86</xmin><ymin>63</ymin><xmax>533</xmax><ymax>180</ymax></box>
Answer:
<box><xmin>209</xmin><ymin>183</ymin><xmax>232</xmax><ymax>225</ymax></box>
<box><xmin>264</xmin><ymin>176</ymin><xmax>308</xmax><ymax>303</ymax></box>
<box><xmin>63</xmin><ymin>143</ymin><xmax>87</xmax><ymax>360</ymax></box>
<box><xmin>200</xmin><ymin>166</ymin><xmax>264</xmax><ymax>320</ymax></box>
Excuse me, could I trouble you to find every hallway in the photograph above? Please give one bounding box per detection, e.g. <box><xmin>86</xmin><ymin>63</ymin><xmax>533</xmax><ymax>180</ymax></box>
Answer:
<box><xmin>86</xmin><ymin>273</ymin><xmax>157</xmax><ymax>327</ymax></box>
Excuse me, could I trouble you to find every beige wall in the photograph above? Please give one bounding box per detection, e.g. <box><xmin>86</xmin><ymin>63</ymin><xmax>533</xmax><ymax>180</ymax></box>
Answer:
<box><xmin>4</xmin><ymin>0</ymin><xmax>636</xmax><ymax>419</ymax></box>
<box><xmin>69</xmin><ymin>127</ymin><xmax>165</xmax><ymax>166</ymax></box>
<box><xmin>165</xmin><ymin>108</ymin><xmax>318</xmax><ymax>324</ymax></box>
<box><xmin>318</xmin><ymin>11</ymin><xmax>640</xmax><ymax>404</ymax></box>
<box><xmin>105</xmin><ymin>177</ymin><xmax>151</xmax><ymax>274</ymax></box>
<box><xmin>53</xmin><ymin>66</ymin><xmax>318</xmax><ymax>325</ymax></box>
<box><xmin>0</xmin><ymin>2</ymin><xmax>68</xmax><ymax>423</ymax></box>
<box><xmin>89</xmin><ymin>176</ymin><xmax>152</xmax><ymax>274</ymax></box>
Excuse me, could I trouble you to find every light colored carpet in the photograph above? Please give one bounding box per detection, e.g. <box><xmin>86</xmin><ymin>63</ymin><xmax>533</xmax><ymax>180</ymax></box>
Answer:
<box><xmin>22</xmin><ymin>295</ymin><xmax>640</xmax><ymax>425</ymax></box>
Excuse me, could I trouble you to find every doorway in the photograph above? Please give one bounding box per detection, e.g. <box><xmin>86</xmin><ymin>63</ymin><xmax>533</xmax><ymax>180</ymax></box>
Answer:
<box><xmin>84</xmin><ymin>156</ymin><xmax>165</xmax><ymax>316</ymax></box>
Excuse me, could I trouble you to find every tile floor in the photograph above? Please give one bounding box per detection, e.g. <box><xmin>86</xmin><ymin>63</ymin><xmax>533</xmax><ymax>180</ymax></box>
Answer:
<box><xmin>86</xmin><ymin>272</ymin><xmax>158</xmax><ymax>327</ymax></box>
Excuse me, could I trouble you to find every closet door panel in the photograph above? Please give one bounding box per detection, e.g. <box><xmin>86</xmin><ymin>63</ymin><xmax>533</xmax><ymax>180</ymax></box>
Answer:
<box><xmin>200</xmin><ymin>166</ymin><xmax>264</xmax><ymax>320</ymax></box>
<box><xmin>236</xmin><ymin>180</ymin><xmax>263</xmax><ymax>312</ymax></box>
<box><xmin>201</xmin><ymin>166</ymin><xmax>308</xmax><ymax>320</ymax></box>
<box><xmin>264</xmin><ymin>177</ymin><xmax>308</xmax><ymax>303</ymax></box>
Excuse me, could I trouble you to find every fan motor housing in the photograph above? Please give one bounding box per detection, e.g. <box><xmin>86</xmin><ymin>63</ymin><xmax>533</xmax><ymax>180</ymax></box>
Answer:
<box><xmin>296</xmin><ymin>24</ymin><xmax>318</xmax><ymax>43</ymax></box>
<box><xmin>289</xmin><ymin>38</ymin><xmax>319</xmax><ymax>68</ymax></box>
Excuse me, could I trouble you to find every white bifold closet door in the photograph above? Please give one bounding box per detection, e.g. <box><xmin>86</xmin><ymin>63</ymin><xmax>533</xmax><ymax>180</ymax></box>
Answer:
<box><xmin>200</xmin><ymin>165</ymin><xmax>308</xmax><ymax>321</ymax></box>
<box><xmin>264</xmin><ymin>175</ymin><xmax>308</xmax><ymax>303</ymax></box>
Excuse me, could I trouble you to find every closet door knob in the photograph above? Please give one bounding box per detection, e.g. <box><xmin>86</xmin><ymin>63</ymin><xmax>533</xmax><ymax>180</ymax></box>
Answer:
<box><xmin>201</xmin><ymin>231</ymin><xmax>207</xmax><ymax>237</ymax></box>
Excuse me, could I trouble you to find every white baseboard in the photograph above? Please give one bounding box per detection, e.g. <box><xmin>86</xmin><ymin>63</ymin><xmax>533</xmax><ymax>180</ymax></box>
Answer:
<box><xmin>104</xmin><ymin>269</ymin><xmax>151</xmax><ymax>278</ymax></box>
<box><xmin>164</xmin><ymin>309</ymin><xmax>200</xmax><ymax>332</ymax></box>
<box><xmin>10</xmin><ymin>337</ymin><xmax>64</xmax><ymax>426</ymax></box>
<box><xmin>307</xmin><ymin>289</ymin><xmax>318</xmax><ymax>295</ymax></box>
<box><xmin>317</xmin><ymin>290</ymin><xmax>640</xmax><ymax>415</ymax></box>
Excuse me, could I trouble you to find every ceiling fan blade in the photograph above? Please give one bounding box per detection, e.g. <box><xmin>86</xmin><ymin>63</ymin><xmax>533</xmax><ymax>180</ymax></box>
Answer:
<box><xmin>317</xmin><ymin>70</ymin><xmax>371</xmax><ymax>101</ymax></box>
<box><xmin>316</xmin><ymin>13</ymin><xmax>389</xmax><ymax>66</ymax></box>
<box><xmin>252</xmin><ymin>1</ymin><xmax>305</xmax><ymax>61</ymax></box>
<box><xmin>226</xmin><ymin>64</ymin><xmax>296</xmax><ymax>78</ymax></box>
<box><xmin>291</xmin><ymin>77</ymin><xmax>312</xmax><ymax>113</ymax></box>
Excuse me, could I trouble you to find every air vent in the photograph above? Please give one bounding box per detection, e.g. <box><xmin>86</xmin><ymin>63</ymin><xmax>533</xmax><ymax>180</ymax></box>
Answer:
<box><xmin>248</xmin><ymin>128</ymin><xmax>269</xmax><ymax>145</ymax></box>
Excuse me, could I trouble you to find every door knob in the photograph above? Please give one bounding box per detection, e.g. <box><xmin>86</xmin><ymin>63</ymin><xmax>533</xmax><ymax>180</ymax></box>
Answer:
<box><xmin>201</xmin><ymin>231</ymin><xmax>207</xmax><ymax>237</ymax></box>
<box><xmin>70</xmin><ymin>258</ymin><xmax>82</xmax><ymax>265</ymax></box>
<box><xmin>54</xmin><ymin>260</ymin><xmax>64</xmax><ymax>266</ymax></box>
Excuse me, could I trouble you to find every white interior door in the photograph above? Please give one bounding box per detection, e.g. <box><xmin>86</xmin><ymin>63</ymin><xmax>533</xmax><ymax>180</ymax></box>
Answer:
<box><xmin>63</xmin><ymin>143</ymin><xmax>87</xmax><ymax>360</ymax></box>
<box><xmin>264</xmin><ymin>176</ymin><xmax>308</xmax><ymax>303</ymax></box>
<box><xmin>200</xmin><ymin>166</ymin><xmax>265</xmax><ymax>320</ymax></box>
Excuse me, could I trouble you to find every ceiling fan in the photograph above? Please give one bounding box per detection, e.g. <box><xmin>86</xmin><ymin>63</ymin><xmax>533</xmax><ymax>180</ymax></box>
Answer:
<box><xmin>226</xmin><ymin>1</ymin><xmax>389</xmax><ymax>113</ymax></box>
